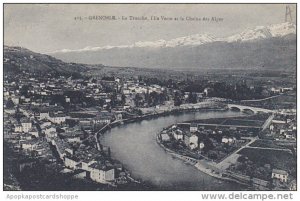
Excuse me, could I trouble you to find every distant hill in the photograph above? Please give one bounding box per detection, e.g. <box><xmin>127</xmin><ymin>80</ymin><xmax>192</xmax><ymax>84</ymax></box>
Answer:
<box><xmin>3</xmin><ymin>45</ymin><xmax>185</xmax><ymax>79</ymax></box>
<box><xmin>50</xmin><ymin>22</ymin><xmax>296</xmax><ymax>71</ymax></box>
<box><xmin>3</xmin><ymin>46</ymin><xmax>95</xmax><ymax>76</ymax></box>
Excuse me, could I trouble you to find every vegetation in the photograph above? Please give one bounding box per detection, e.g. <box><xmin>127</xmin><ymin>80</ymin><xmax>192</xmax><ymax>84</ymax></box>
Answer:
<box><xmin>249</xmin><ymin>140</ymin><xmax>285</xmax><ymax>149</ymax></box>
<box><xmin>237</xmin><ymin>148</ymin><xmax>296</xmax><ymax>177</ymax></box>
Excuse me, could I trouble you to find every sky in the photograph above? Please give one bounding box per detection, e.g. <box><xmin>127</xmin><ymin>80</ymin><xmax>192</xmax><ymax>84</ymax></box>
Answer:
<box><xmin>4</xmin><ymin>4</ymin><xmax>296</xmax><ymax>53</ymax></box>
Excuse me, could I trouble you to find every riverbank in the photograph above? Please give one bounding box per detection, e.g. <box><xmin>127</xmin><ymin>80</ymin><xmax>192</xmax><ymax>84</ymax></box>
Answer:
<box><xmin>99</xmin><ymin>105</ymin><xmax>228</xmax><ymax>132</ymax></box>
<box><xmin>91</xmin><ymin>105</ymin><xmax>229</xmax><ymax>187</ymax></box>
<box><xmin>155</xmin><ymin>133</ymin><xmax>250</xmax><ymax>188</ymax></box>
<box><xmin>101</xmin><ymin>109</ymin><xmax>252</xmax><ymax>190</ymax></box>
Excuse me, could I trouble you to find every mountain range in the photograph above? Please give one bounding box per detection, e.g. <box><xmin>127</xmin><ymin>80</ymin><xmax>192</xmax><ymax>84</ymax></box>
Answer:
<box><xmin>49</xmin><ymin>22</ymin><xmax>296</xmax><ymax>70</ymax></box>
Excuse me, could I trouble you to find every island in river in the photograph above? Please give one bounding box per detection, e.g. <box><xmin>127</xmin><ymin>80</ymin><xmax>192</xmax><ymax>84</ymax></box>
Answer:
<box><xmin>156</xmin><ymin>113</ymin><xmax>272</xmax><ymax>190</ymax></box>
<box><xmin>101</xmin><ymin>109</ymin><xmax>252</xmax><ymax>190</ymax></box>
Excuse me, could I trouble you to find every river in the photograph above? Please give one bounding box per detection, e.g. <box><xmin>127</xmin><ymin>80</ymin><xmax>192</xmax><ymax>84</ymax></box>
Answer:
<box><xmin>101</xmin><ymin>110</ymin><xmax>246</xmax><ymax>190</ymax></box>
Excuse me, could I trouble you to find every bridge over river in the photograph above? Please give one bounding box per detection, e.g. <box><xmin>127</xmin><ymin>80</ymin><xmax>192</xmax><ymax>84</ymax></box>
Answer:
<box><xmin>228</xmin><ymin>104</ymin><xmax>274</xmax><ymax>114</ymax></box>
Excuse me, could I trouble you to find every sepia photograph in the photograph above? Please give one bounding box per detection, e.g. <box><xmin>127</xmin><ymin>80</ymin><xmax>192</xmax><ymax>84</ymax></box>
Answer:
<box><xmin>2</xmin><ymin>2</ymin><xmax>297</xmax><ymax>194</ymax></box>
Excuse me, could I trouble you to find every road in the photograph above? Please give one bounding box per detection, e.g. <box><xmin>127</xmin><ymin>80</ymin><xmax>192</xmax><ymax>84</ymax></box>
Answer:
<box><xmin>245</xmin><ymin>146</ymin><xmax>292</xmax><ymax>153</ymax></box>
<box><xmin>262</xmin><ymin>114</ymin><xmax>275</xmax><ymax>131</ymax></box>
<box><xmin>215</xmin><ymin>137</ymin><xmax>257</xmax><ymax>170</ymax></box>
<box><xmin>240</xmin><ymin>94</ymin><xmax>282</xmax><ymax>102</ymax></box>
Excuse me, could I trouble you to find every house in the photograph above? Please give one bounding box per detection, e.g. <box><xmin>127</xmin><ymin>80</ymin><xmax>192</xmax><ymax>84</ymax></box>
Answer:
<box><xmin>81</xmin><ymin>159</ymin><xmax>96</xmax><ymax>171</ymax></box>
<box><xmin>47</xmin><ymin>131</ymin><xmax>57</xmax><ymax>138</ymax></box>
<box><xmin>190</xmin><ymin>123</ymin><xmax>198</xmax><ymax>133</ymax></box>
<box><xmin>39</xmin><ymin>111</ymin><xmax>50</xmax><ymax>120</ymax></box>
<box><xmin>115</xmin><ymin>113</ymin><xmax>123</xmax><ymax>120</ymax></box>
<box><xmin>65</xmin><ymin>156</ymin><xmax>81</xmax><ymax>169</ymax></box>
<box><xmin>79</xmin><ymin>119</ymin><xmax>92</xmax><ymax>129</ymax></box>
<box><xmin>14</xmin><ymin>123</ymin><xmax>23</xmax><ymax>133</ymax></box>
<box><xmin>228</xmin><ymin>137</ymin><xmax>236</xmax><ymax>144</ymax></box>
<box><xmin>93</xmin><ymin>112</ymin><xmax>113</xmax><ymax>124</ymax></box>
<box><xmin>40</xmin><ymin>120</ymin><xmax>52</xmax><ymax>129</ymax></box>
<box><xmin>49</xmin><ymin>113</ymin><xmax>66</xmax><ymax>124</ymax></box>
<box><xmin>51</xmin><ymin>138</ymin><xmax>73</xmax><ymax>159</ymax></box>
<box><xmin>20</xmin><ymin>140</ymin><xmax>37</xmax><ymax>151</ymax></box>
<box><xmin>28</xmin><ymin>127</ymin><xmax>39</xmax><ymax>137</ymax></box>
<box><xmin>20</xmin><ymin>133</ymin><xmax>32</xmax><ymax>141</ymax></box>
<box><xmin>11</xmin><ymin>97</ymin><xmax>20</xmax><ymax>105</ymax></box>
<box><xmin>189</xmin><ymin>134</ymin><xmax>199</xmax><ymax>149</ymax></box>
<box><xmin>66</xmin><ymin>135</ymin><xmax>81</xmax><ymax>143</ymax></box>
<box><xmin>4</xmin><ymin>108</ymin><xmax>16</xmax><ymax>115</ymax></box>
<box><xmin>289</xmin><ymin>180</ymin><xmax>297</xmax><ymax>190</ymax></box>
<box><xmin>285</xmin><ymin>133</ymin><xmax>293</xmax><ymax>139</ymax></box>
<box><xmin>18</xmin><ymin>158</ymin><xmax>36</xmax><ymax>172</ymax></box>
<box><xmin>172</xmin><ymin>129</ymin><xmax>184</xmax><ymax>140</ymax></box>
<box><xmin>89</xmin><ymin>161</ymin><xmax>115</xmax><ymax>184</ymax></box>
<box><xmin>272</xmin><ymin>169</ymin><xmax>288</xmax><ymax>183</ymax></box>
<box><xmin>160</xmin><ymin>132</ymin><xmax>170</xmax><ymax>142</ymax></box>
<box><xmin>20</xmin><ymin>118</ymin><xmax>32</xmax><ymax>133</ymax></box>
<box><xmin>271</xmin><ymin>87</ymin><xmax>281</xmax><ymax>94</ymax></box>
<box><xmin>269</xmin><ymin>124</ymin><xmax>274</xmax><ymax>131</ymax></box>
<box><xmin>203</xmin><ymin>88</ymin><xmax>213</xmax><ymax>96</ymax></box>
<box><xmin>222</xmin><ymin>137</ymin><xmax>229</xmax><ymax>143</ymax></box>
<box><xmin>44</xmin><ymin>126</ymin><xmax>56</xmax><ymax>136</ymax></box>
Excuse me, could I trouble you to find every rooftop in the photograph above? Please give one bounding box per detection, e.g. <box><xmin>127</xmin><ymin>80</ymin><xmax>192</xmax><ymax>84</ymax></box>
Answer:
<box><xmin>88</xmin><ymin>161</ymin><xmax>114</xmax><ymax>171</ymax></box>
<box><xmin>272</xmin><ymin>169</ymin><xmax>288</xmax><ymax>175</ymax></box>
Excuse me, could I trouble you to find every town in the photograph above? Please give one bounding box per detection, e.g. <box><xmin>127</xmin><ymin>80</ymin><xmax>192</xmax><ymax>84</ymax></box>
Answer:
<box><xmin>3</xmin><ymin>65</ymin><xmax>296</xmax><ymax>190</ymax></box>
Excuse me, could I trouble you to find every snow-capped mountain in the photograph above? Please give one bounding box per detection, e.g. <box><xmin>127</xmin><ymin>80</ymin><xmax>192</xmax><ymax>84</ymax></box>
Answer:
<box><xmin>227</xmin><ymin>22</ymin><xmax>296</xmax><ymax>42</ymax></box>
<box><xmin>50</xmin><ymin>33</ymin><xmax>218</xmax><ymax>53</ymax></box>
<box><xmin>51</xmin><ymin>22</ymin><xmax>295</xmax><ymax>54</ymax></box>
<box><xmin>50</xmin><ymin>22</ymin><xmax>296</xmax><ymax>70</ymax></box>
<box><xmin>166</xmin><ymin>33</ymin><xmax>218</xmax><ymax>47</ymax></box>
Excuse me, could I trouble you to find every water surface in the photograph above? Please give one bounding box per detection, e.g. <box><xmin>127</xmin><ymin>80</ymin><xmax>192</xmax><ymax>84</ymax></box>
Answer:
<box><xmin>101</xmin><ymin>110</ymin><xmax>245</xmax><ymax>190</ymax></box>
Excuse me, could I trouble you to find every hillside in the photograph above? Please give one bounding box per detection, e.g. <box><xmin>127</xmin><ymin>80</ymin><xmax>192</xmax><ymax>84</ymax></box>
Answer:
<box><xmin>4</xmin><ymin>46</ymin><xmax>92</xmax><ymax>76</ymax></box>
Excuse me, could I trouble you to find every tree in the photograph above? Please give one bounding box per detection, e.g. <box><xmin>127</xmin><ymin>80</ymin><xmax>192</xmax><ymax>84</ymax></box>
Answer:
<box><xmin>6</xmin><ymin>98</ymin><xmax>15</xmax><ymax>109</ymax></box>
<box><xmin>134</xmin><ymin>94</ymin><xmax>143</xmax><ymax>107</ymax></box>
<box><xmin>174</xmin><ymin>91</ymin><xmax>182</xmax><ymax>106</ymax></box>
<box><xmin>121</xmin><ymin>94</ymin><xmax>126</xmax><ymax>105</ymax></box>
<box><xmin>188</xmin><ymin>92</ymin><xmax>197</xmax><ymax>104</ymax></box>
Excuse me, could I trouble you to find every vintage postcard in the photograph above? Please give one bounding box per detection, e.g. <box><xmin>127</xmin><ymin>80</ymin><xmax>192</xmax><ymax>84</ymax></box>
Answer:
<box><xmin>2</xmin><ymin>3</ymin><xmax>297</xmax><ymax>195</ymax></box>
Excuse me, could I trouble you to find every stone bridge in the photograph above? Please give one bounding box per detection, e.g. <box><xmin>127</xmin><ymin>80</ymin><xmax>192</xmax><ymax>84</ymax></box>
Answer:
<box><xmin>228</xmin><ymin>104</ymin><xmax>274</xmax><ymax>114</ymax></box>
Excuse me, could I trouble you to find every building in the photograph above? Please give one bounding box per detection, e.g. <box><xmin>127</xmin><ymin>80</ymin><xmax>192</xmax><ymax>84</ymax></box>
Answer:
<box><xmin>89</xmin><ymin>161</ymin><xmax>115</xmax><ymax>184</ymax></box>
<box><xmin>44</xmin><ymin>126</ymin><xmax>56</xmax><ymax>137</ymax></box>
<box><xmin>39</xmin><ymin>111</ymin><xmax>50</xmax><ymax>120</ymax></box>
<box><xmin>269</xmin><ymin>124</ymin><xmax>274</xmax><ymax>131</ymax></box>
<box><xmin>51</xmin><ymin>138</ymin><xmax>73</xmax><ymax>159</ymax></box>
<box><xmin>65</xmin><ymin>156</ymin><xmax>81</xmax><ymax>169</ymax></box>
<box><xmin>11</xmin><ymin>97</ymin><xmax>20</xmax><ymax>105</ymax></box>
<box><xmin>21</xmin><ymin>141</ymin><xmax>37</xmax><ymax>151</ymax></box>
<box><xmin>28</xmin><ymin>127</ymin><xmax>39</xmax><ymax>137</ymax></box>
<box><xmin>222</xmin><ymin>137</ymin><xmax>229</xmax><ymax>144</ymax></box>
<box><xmin>93</xmin><ymin>112</ymin><xmax>113</xmax><ymax>124</ymax></box>
<box><xmin>160</xmin><ymin>132</ymin><xmax>170</xmax><ymax>141</ymax></box>
<box><xmin>49</xmin><ymin>113</ymin><xmax>66</xmax><ymax>124</ymax></box>
<box><xmin>14</xmin><ymin>123</ymin><xmax>23</xmax><ymax>133</ymax></box>
<box><xmin>289</xmin><ymin>180</ymin><xmax>297</xmax><ymax>190</ymax></box>
<box><xmin>172</xmin><ymin>129</ymin><xmax>184</xmax><ymax>140</ymax></box>
<box><xmin>189</xmin><ymin>134</ymin><xmax>199</xmax><ymax>149</ymax></box>
<box><xmin>20</xmin><ymin>118</ymin><xmax>32</xmax><ymax>133</ymax></box>
<box><xmin>40</xmin><ymin>120</ymin><xmax>52</xmax><ymax>129</ymax></box>
<box><xmin>190</xmin><ymin>123</ymin><xmax>198</xmax><ymax>133</ymax></box>
<box><xmin>115</xmin><ymin>113</ymin><xmax>123</xmax><ymax>121</ymax></box>
<box><xmin>272</xmin><ymin>169</ymin><xmax>288</xmax><ymax>183</ymax></box>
